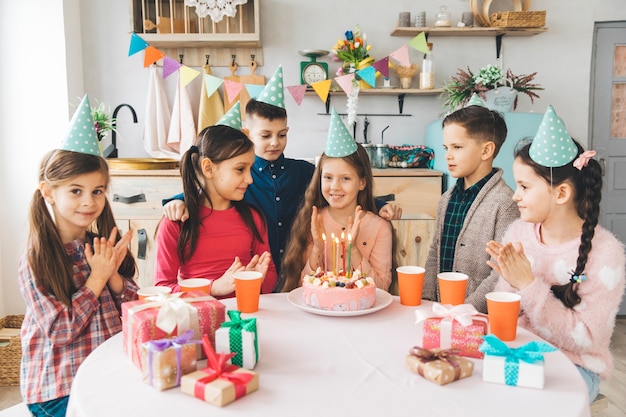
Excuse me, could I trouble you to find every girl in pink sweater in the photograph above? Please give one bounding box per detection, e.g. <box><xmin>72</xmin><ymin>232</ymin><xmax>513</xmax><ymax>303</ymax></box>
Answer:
<box><xmin>487</xmin><ymin>107</ymin><xmax>625</xmax><ymax>403</ymax></box>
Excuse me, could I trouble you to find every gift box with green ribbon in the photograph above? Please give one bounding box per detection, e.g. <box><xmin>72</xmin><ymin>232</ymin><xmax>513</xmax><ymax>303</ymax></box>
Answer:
<box><xmin>181</xmin><ymin>334</ymin><xmax>259</xmax><ymax>407</ymax></box>
<box><xmin>140</xmin><ymin>329</ymin><xmax>200</xmax><ymax>390</ymax></box>
<box><xmin>215</xmin><ymin>310</ymin><xmax>258</xmax><ymax>369</ymax></box>
<box><xmin>405</xmin><ymin>346</ymin><xmax>474</xmax><ymax>385</ymax></box>
<box><xmin>479</xmin><ymin>334</ymin><xmax>558</xmax><ymax>389</ymax></box>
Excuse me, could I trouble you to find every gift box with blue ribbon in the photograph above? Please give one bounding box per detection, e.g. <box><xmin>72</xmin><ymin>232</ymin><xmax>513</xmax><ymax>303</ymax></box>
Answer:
<box><xmin>215</xmin><ymin>310</ymin><xmax>258</xmax><ymax>369</ymax></box>
<box><xmin>140</xmin><ymin>329</ymin><xmax>200</xmax><ymax>390</ymax></box>
<box><xmin>479</xmin><ymin>334</ymin><xmax>558</xmax><ymax>389</ymax></box>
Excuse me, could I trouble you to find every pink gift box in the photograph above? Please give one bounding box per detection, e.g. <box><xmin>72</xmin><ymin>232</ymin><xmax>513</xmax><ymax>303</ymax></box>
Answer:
<box><xmin>415</xmin><ymin>303</ymin><xmax>489</xmax><ymax>359</ymax></box>
<box><xmin>122</xmin><ymin>291</ymin><xmax>225</xmax><ymax>369</ymax></box>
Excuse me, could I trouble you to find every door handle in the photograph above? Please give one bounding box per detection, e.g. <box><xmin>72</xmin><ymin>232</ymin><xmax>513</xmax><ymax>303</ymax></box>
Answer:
<box><xmin>600</xmin><ymin>158</ymin><xmax>606</xmax><ymax>176</ymax></box>
<box><xmin>113</xmin><ymin>193</ymin><xmax>146</xmax><ymax>204</ymax></box>
<box><xmin>137</xmin><ymin>228</ymin><xmax>147</xmax><ymax>260</ymax></box>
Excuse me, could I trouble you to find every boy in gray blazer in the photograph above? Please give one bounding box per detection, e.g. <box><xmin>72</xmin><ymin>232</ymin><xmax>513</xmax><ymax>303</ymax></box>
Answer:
<box><xmin>422</xmin><ymin>105</ymin><xmax>519</xmax><ymax>313</ymax></box>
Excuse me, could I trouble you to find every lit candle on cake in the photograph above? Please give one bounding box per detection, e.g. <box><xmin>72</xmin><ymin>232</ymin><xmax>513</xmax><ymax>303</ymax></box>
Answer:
<box><xmin>334</xmin><ymin>236</ymin><xmax>340</xmax><ymax>276</ymax></box>
<box><xmin>341</xmin><ymin>231</ymin><xmax>346</xmax><ymax>273</ymax></box>
<box><xmin>322</xmin><ymin>233</ymin><xmax>327</xmax><ymax>272</ymax></box>
<box><xmin>331</xmin><ymin>233</ymin><xmax>337</xmax><ymax>275</ymax></box>
<box><xmin>347</xmin><ymin>233</ymin><xmax>352</xmax><ymax>278</ymax></box>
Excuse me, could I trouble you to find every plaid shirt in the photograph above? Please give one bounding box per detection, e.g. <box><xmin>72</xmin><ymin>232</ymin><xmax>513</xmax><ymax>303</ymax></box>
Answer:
<box><xmin>18</xmin><ymin>238</ymin><xmax>139</xmax><ymax>404</ymax></box>
<box><xmin>440</xmin><ymin>169</ymin><xmax>496</xmax><ymax>272</ymax></box>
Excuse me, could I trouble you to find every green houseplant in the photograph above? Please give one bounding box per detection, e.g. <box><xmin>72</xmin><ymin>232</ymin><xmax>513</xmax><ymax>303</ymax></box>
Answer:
<box><xmin>442</xmin><ymin>65</ymin><xmax>543</xmax><ymax>111</ymax></box>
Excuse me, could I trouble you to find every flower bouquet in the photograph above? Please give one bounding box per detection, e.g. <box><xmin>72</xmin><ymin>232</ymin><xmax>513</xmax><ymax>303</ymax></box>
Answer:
<box><xmin>332</xmin><ymin>25</ymin><xmax>372</xmax><ymax>76</ymax></box>
<box><xmin>442</xmin><ymin>65</ymin><xmax>543</xmax><ymax>111</ymax></box>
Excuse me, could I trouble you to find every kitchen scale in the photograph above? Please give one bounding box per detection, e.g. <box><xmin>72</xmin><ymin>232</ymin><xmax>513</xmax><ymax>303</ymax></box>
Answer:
<box><xmin>298</xmin><ymin>49</ymin><xmax>329</xmax><ymax>85</ymax></box>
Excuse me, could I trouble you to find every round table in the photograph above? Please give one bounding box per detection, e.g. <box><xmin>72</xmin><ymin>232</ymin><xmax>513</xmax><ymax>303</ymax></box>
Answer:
<box><xmin>66</xmin><ymin>293</ymin><xmax>590</xmax><ymax>417</ymax></box>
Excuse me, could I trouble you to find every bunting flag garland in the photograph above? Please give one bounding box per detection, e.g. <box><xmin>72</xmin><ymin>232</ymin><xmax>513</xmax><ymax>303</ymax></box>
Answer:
<box><xmin>163</xmin><ymin>56</ymin><xmax>183</xmax><ymax>79</ymax></box>
<box><xmin>311</xmin><ymin>79</ymin><xmax>332</xmax><ymax>104</ymax></box>
<box><xmin>356</xmin><ymin>66</ymin><xmax>377</xmax><ymax>88</ymax></box>
<box><xmin>179</xmin><ymin>65</ymin><xmax>201</xmax><ymax>87</ymax></box>
<box><xmin>144</xmin><ymin>46</ymin><xmax>166</xmax><ymax>67</ymax></box>
<box><xmin>389</xmin><ymin>44</ymin><xmax>410</xmax><ymax>67</ymax></box>
<box><xmin>409</xmin><ymin>32</ymin><xmax>430</xmax><ymax>54</ymax></box>
<box><xmin>286</xmin><ymin>85</ymin><xmax>307</xmax><ymax>106</ymax></box>
<box><xmin>246</xmin><ymin>84</ymin><xmax>265</xmax><ymax>100</ymax></box>
<box><xmin>128</xmin><ymin>32</ymin><xmax>149</xmax><ymax>56</ymax></box>
<box><xmin>335</xmin><ymin>73</ymin><xmax>356</xmax><ymax>96</ymax></box>
<box><xmin>372</xmin><ymin>57</ymin><xmax>390</xmax><ymax>79</ymax></box>
<box><xmin>204</xmin><ymin>74</ymin><xmax>224</xmax><ymax>97</ymax></box>
<box><xmin>224</xmin><ymin>79</ymin><xmax>245</xmax><ymax>103</ymax></box>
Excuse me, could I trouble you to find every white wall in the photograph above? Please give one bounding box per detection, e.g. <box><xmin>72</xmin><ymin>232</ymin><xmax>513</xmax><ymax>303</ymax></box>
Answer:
<box><xmin>1</xmin><ymin>0</ymin><xmax>625</xmax><ymax>314</ymax></box>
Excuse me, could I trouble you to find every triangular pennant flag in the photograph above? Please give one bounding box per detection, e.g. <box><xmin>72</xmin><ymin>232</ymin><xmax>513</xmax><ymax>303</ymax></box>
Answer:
<box><xmin>356</xmin><ymin>66</ymin><xmax>376</xmax><ymax>88</ymax></box>
<box><xmin>389</xmin><ymin>45</ymin><xmax>410</xmax><ymax>67</ymax></box>
<box><xmin>286</xmin><ymin>85</ymin><xmax>308</xmax><ymax>106</ymax></box>
<box><xmin>144</xmin><ymin>46</ymin><xmax>165</xmax><ymax>67</ymax></box>
<box><xmin>372</xmin><ymin>57</ymin><xmax>390</xmax><ymax>79</ymax></box>
<box><xmin>335</xmin><ymin>73</ymin><xmax>355</xmax><ymax>96</ymax></box>
<box><xmin>409</xmin><ymin>32</ymin><xmax>430</xmax><ymax>54</ymax></box>
<box><xmin>204</xmin><ymin>74</ymin><xmax>224</xmax><ymax>97</ymax></box>
<box><xmin>529</xmin><ymin>105</ymin><xmax>578</xmax><ymax>168</ymax></box>
<box><xmin>60</xmin><ymin>95</ymin><xmax>101</xmax><ymax>156</ymax></box>
<box><xmin>224</xmin><ymin>80</ymin><xmax>245</xmax><ymax>103</ymax></box>
<box><xmin>311</xmin><ymin>79</ymin><xmax>332</xmax><ymax>104</ymax></box>
<box><xmin>128</xmin><ymin>32</ymin><xmax>149</xmax><ymax>56</ymax></box>
<box><xmin>162</xmin><ymin>56</ymin><xmax>183</xmax><ymax>79</ymax></box>
<box><xmin>245</xmin><ymin>84</ymin><xmax>265</xmax><ymax>100</ymax></box>
<box><xmin>216</xmin><ymin>101</ymin><xmax>242</xmax><ymax>130</ymax></box>
<box><xmin>257</xmin><ymin>65</ymin><xmax>285</xmax><ymax>108</ymax></box>
<box><xmin>179</xmin><ymin>65</ymin><xmax>200</xmax><ymax>87</ymax></box>
<box><xmin>325</xmin><ymin>108</ymin><xmax>358</xmax><ymax>157</ymax></box>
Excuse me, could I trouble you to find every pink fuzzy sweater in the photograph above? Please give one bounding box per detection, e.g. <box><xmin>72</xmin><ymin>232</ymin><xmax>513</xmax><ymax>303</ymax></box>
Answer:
<box><xmin>495</xmin><ymin>220</ymin><xmax>625</xmax><ymax>379</ymax></box>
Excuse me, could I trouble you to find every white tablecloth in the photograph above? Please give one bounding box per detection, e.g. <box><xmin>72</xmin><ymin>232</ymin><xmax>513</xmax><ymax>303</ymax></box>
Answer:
<box><xmin>66</xmin><ymin>294</ymin><xmax>590</xmax><ymax>417</ymax></box>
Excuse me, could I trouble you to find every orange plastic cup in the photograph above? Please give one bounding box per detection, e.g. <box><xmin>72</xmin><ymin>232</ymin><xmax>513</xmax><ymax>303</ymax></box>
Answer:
<box><xmin>179</xmin><ymin>278</ymin><xmax>213</xmax><ymax>295</ymax></box>
<box><xmin>234</xmin><ymin>271</ymin><xmax>263</xmax><ymax>313</ymax></box>
<box><xmin>396</xmin><ymin>266</ymin><xmax>425</xmax><ymax>306</ymax></box>
<box><xmin>137</xmin><ymin>286</ymin><xmax>172</xmax><ymax>300</ymax></box>
<box><xmin>486</xmin><ymin>292</ymin><xmax>522</xmax><ymax>341</ymax></box>
<box><xmin>437</xmin><ymin>272</ymin><xmax>468</xmax><ymax>305</ymax></box>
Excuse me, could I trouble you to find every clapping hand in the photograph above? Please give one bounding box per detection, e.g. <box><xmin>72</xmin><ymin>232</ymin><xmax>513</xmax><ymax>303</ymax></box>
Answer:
<box><xmin>486</xmin><ymin>241</ymin><xmax>534</xmax><ymax>290</ymax></box>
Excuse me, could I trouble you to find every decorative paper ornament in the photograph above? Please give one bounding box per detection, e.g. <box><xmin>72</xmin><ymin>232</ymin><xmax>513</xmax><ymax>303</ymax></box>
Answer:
<box><xmin>59</xmin><ymin>95</ymin><xmax>101</xmax><ymax>156</ymax></box>
<box><xmin>257</xmin><ymin>65</ymin><xmax>285</xmax><ymax>109</ymax></box>
<box><xmin>529</xmin><ymin>105</ymin><xmax>578</xmax><ymax>168</ymax></box>
<box><xmin>466</xmin><ymin>93</ymin><xmax>487</xmax><ymax>107</ymax></box>
<box><xmin>325</xmin><ymin>108</ymin><xmax>358</xmax><ymax>157</ymax></box>
<box><xmin>216</xmin><ymin>101</ymin><xmax>242</xmax><ymax>130</ymax></box>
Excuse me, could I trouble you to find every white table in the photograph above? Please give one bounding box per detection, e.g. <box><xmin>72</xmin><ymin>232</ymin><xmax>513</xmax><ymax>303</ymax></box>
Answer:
<box><xmin>67</xmin><ymin>294</ymin><xmax>590</xmax><ymax>417</ymax></box>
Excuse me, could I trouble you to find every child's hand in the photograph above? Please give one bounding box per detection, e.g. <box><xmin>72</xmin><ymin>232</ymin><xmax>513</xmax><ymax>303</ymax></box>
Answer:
<box><xmin>378</xmin><ymin>203</ymin><xmax>402</xmax><ymax>220</ymax></box>
<box><xmin>310</xmin><ymin>206</ymin><xmax>326</xmax><ymax>251</ymax></box>
<box><xmin>213</xmin><ymin>257</ymin><xmax>244</xmax><ymax>296</ymax></box>
<box><xmin>109</xmin><ymin>227</ymin><xmax>132</xmax><ymax>270</ymax></box>
<box><xmin>85</xmin><ymin>237</ymin><xmax>119</xmax><ymax>292</ymax></box>
<box><xmin>347</xmin><ymin>205</ymin><xmax>365</xmax><ymax>242</ymax></box>
<box><xmin>486</xmin><ymin>241</ymin><xmax>533</xmax><ymax>290</ymax></box>
<box><xmin>164</xmin><ymin>200</ymin><xmax>189</xmax><ymax>222</ymax></box>
<box><xmin>245</xmin><ymin>252</ymin><xmax>272</xmax><ymax>279</ymax></box>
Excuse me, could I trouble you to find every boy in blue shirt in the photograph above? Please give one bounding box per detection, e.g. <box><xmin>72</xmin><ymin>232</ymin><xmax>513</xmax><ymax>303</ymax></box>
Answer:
<box><xmin>163</xmin><ymin>66</ymin><xmax>401</xmax><ymax>287</ymax></box>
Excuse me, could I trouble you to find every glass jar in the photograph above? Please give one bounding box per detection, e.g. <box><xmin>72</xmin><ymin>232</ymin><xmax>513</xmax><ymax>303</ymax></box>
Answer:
<box><xmin>434</xmin><ymin>5</ymin><xmax>452</xmax><ymax>27</ymax></box>
<box><xmin>374</xmin><ymin>144</ymin><xmax>389</xmax><ymax>169</ymax></box>
<box><xmin>362</xmin><ymin>143</ymin><xmax>376</xmax><ymax>167</ymax></box>
<box><xmin>419</xmin><ymin>43</ymin><xmax>435</xmax><ymax>89</ymax></box>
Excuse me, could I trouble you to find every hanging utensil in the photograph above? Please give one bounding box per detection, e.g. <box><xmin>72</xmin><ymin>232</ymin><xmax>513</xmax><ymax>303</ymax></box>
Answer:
<box><xmin>363</xmin><ymin>116</ymin><xmax>370</xmax><ymax>144</ymax></box>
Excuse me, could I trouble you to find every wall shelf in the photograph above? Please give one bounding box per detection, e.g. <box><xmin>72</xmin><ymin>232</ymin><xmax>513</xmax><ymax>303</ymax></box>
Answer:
<box><xmin>390</xmin><ymin>27</ymin><xmax>548</xmax><ymax>37</ymax></box>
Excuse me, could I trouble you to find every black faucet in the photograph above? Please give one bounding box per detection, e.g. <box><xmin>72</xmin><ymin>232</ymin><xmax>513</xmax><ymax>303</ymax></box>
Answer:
<box><xmin>105</xmin><ymin>104</ymin><xmax>138</xmax><ymax>158</ymax></box>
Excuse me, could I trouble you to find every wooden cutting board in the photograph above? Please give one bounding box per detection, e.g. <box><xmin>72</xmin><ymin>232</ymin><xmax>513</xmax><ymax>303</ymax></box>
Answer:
<box><xmin>238</xmin><ymin>60</ymin><xmax>266</xmax><ymax>119</ymax></box>
<box><xmin>223</xmin><ymin>61</ymin><xmax>240</xmax><ymax>111</ymax></box>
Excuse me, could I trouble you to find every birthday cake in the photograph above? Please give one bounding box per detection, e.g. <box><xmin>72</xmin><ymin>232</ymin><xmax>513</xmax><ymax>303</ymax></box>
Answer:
<box><xmin>301</xmin><ymin>268</ymin><xmax>377</xmax><ymax>311</ymax></box>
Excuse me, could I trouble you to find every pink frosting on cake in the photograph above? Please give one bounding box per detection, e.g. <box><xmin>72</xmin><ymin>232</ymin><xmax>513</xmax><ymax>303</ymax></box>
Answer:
<box><xmin>301</xmin><ymin>271</ymin><xmax>376</xmax><ymax>311</ymax></box>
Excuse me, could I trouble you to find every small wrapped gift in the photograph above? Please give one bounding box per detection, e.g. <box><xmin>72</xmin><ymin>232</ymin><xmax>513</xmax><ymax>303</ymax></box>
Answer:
<box><xmin>405</xmin><ymin>346</ymin><xmax>474</xmax><ymax>385</ymax></box>
<box><xmin>215</xmin><ymin>310</ymin><xmax>258</xmax><ymax>369</ymax></box>
<box><xmin>415</xmin><ymin>303</ymin><xmax>489</xmax><ymax>358</ymax></box>
<box><xmin>122</xmin><ymin>291</ymin><xmax>225</xmax><ymax>369</ymax></box>
<box><xmin>181</xmin><ymin>334</ymin><xmax>259</xmax><ymax>407</ymax></box>
<box><xmin>479</xmin><ymin>334</ymin><xmax>558</xmax><ymax>389</ymax></box>
<box><xmin>140</xmin><ymin>330</ymin><xmax>200</xmax><ymax>390</ymax></box>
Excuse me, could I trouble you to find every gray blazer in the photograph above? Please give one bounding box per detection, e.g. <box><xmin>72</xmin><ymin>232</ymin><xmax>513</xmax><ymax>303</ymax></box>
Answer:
<box><xmin>422</xmin><ymin>168</ymin><xmax>519</xmax><ymax>313</ymax></box>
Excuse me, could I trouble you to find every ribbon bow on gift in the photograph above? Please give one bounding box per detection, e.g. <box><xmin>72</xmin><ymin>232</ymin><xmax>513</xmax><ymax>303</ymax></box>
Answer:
<box><xmin>479</xmin><ymin>334</ymin><xmax>558</xmax><ymax>386</ymax></box>
<box><xmin>220</xmin><ymin>310</ymin><xmax>259</xmax><ymax>363</ymax></box>
<box><xmin>146</xmin><ymin>329</ymin><xmax>200</xmax><ymax>386</ymax></box>
<box><xmin>415</xmin><ymin>303</ymin><xmax>480</xmax><ymax>349</ymax></box>
<box><xmin>194</xmin><ymin>334</ymin><xmax>255</xmax><ymax>401</ymax></box>
<box><xmin>408</xmin><ymin>346</ymin><xmax>462</xmax><ymax>379</ymax></box>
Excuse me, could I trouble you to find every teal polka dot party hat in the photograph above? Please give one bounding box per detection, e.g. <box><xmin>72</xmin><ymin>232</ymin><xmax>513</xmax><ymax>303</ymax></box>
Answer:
<box><xmin>60</xmin><ymin>94</ymin><xmax>101</xmax><ymax>156</ymax></box>
<box><xmin>529</xmin><ymin>105</ymin><xmax>577</xmax><ymax>167</ymax></box>
<box><xmin>257</xmin><ymin>65</ymin><xmax>285</xmax><ymax>109</ymax></box>
<box><xmin>466</xmin><ymin>93</ymin><xmax>486</xmax><ymax>108</ymax></box>
<box><xmin>325</xmin><ymin>108</ymin><xmax>357</xmax><ymax>157</ymax></box>
<box><xmin>216</xmin><ymin>101</ymin><xmax>242</xmax><ymax>130</ymax></box>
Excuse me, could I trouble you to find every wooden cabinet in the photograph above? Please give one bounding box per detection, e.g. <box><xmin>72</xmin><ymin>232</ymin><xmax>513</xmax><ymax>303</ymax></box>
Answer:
<box><xmin>109</xmin><ymin>169</ymin><xmax>181</xmax><ymax>288</ymax></box>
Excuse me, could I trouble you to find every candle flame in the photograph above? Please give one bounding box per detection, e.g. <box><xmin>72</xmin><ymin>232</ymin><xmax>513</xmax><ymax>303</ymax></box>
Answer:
<box><xmin>348</xmin><ymin>233</ymin><xmax>352</xmax><ymax>242</ymax></box>
<box><xmin>322</xmin><ymin>233</ymin><xmax>326</xmax><ymax>241</ymax></box>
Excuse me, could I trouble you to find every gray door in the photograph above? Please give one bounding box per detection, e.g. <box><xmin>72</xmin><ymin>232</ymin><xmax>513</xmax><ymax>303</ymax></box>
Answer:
<box><xmin>590</xmin><ymin>21</ymin><xmax>626</xmax><ymax>314</ymax></box>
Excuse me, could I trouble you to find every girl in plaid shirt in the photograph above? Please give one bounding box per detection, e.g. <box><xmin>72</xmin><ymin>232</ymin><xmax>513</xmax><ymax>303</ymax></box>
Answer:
<box><xmin>18</xmin><ymin>149</ymin><xmax>139</xmax><ymax>416</ymax></box>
